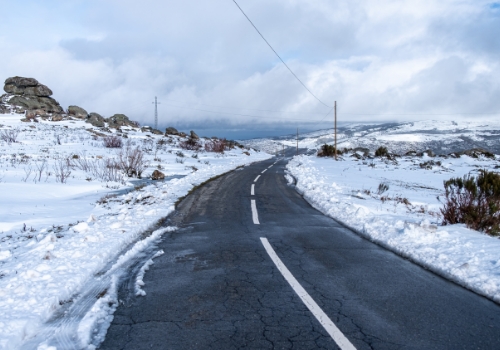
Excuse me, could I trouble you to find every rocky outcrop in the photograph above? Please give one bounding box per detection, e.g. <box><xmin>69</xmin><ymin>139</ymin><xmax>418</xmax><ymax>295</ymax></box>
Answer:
<box><xmin>190</xmin><ymin>130</ymin><xmax>199</xmax><ymax>140</ymax></box>
<box><xmin>151</xmin><ymin>169</ymin><xmax>165</xmax><ymax>180</ymax></box>
<box><xmin>165</xmin><ymin>127</ymin><xmax>179</xmax><ymax>136</ymax></box>
<box><xmin>1</xmin><ymin>76</ymin><xmax>142</xmax><ymax>128</ymax></box>
<box><xmin>86</xmin><ymin>112</ymin><xmax>105</xmax><ymax>127</ymax></box>
<box><xmin>2</xmin><ymin>76</ymin><xmax>63</xmax><ymax>115</ymax></box>
<box><xmin>68</xmin><ymin>105</ymin><xmax>88</xmax><ymax>119</ymax></box>
<box><xmin>8</xmin><ymin>95</ymin><xmax>63</xmax><ymax>114</ymax></box>
<box><xmin>107</xmin><ymin>114</ymin><xmax>138</xmax><ymax>128</ymax></box>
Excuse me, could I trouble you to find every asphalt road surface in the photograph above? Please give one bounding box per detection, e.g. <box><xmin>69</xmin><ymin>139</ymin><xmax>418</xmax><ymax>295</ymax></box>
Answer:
<box><xmin>100</xmin><ymin>154</ymin><xmax>500</xmax><ymax>349</ymax></box>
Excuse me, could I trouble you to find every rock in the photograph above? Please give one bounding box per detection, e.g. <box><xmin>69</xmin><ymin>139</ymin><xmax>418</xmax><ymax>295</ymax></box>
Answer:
<box><xmin>190</xmin><ymin>130</ymin><xmax>199</xmax><ymax>140</ymax></box>
<box><xmin>2</xmin><ymin>76</ymin><xmax>61</xmax><ymax>116</ymax></box>
<box><xmin>86</xmin><ymin>112</ymin><xmax>105</xmax><ymax>127</ymax></box>
<box><xmin>151</xmin><ymin>129</ymin><xmax>163</xmax><ymax>135</ymax></box>
<box><xmin>4</xmin><ymin>84</ymin><xmax>25</xmax><ymax>95</ymax></box>
<box><xmin>51</xmin><ymin>114</ymin><xmax>64</xmax><ymax>122</ymax></box>
<box><xmin>8</xmin><ymin>95</ymin><xmax>63</xmax><ymax>114</ymax></box>
<box><xmin>353</xmin><ymin>147</ymin><xmax>370</xmax><ymax>157</ymax></box>
<box><xmin>25</xmin><ymin>109</ymin><xmax>49</xmax><ymax>119</ymax></box>
<box><xmin>24</xmin><ymin>84</ymin><xmax>52</xmax><ymax>97</ymax></box>
<box><xmin>5</xmin><ymin>76</ymin><xmax>38</xmax><ymax>87</ymax></box>
<box><xmin>151</xmin><ymin>169</ymin><xmax>165</xmax><ymax>180</ymax></box>
<box><xmin>68</xmin><ymin>105</ymin><xmax>88</xmax><ymax>119</ymax></box>
<box><xmin>4</xmin><ymin>77</ymin><xmax>52</xmax><ymax>97</ymax></box>
<box><xmin>165</xmin><ymin>127</ymin><xmax>179</xmax><ymax>136</ymax></box>
<box><xmin>179</xmin><ymin>132</ymin><xmax>187</xmax><ymax>138</ymax></box>
<box><xmin>107</xmin><ymin>113</ymin><xmax>137</xmax><ymax>128</ymax></box>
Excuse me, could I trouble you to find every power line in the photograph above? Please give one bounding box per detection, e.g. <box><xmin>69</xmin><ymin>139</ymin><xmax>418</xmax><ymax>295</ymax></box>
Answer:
<box><xmin>231</xmin><ymin>0</ymin><xmax>332</xmax><ymax>109</ymax></box>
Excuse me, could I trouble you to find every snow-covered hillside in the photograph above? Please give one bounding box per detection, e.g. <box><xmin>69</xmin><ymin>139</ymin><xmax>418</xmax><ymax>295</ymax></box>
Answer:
<box><xmin>244</xmin><ymin>120</ymin><xmax>500</xmax><ymax>155</ymax></box>
<box><xmin>0</xmin><ymin>114</ymin><xmax>271</xmax><ymax>349</ymax></box>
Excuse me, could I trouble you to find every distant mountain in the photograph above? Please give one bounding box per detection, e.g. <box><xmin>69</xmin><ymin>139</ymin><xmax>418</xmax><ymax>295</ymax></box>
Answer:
<box><xmin>243</xmin><ymin>120</ymin><xmax>500</xmax><ymax>155</ymax></box>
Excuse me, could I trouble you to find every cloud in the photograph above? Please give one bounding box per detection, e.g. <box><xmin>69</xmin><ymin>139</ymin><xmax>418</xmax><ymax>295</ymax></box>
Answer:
<box><xmin>0</xmin><ymin>0</ymin><xmax>499</xmax><ymax>137</ymax></box>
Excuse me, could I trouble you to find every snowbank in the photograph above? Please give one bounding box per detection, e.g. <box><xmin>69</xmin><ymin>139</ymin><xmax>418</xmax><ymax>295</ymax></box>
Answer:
<box><xmin>286</xmin><ymin>154</ymin><xmax>500</xmax><ymax>304</ymax></box>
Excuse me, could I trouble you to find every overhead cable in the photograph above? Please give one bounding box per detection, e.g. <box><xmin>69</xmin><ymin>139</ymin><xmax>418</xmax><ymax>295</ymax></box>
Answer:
<box><xmin>231</xmin><ymin>0</ymin><xmax>332</xmax><ymax>109</ymax></box>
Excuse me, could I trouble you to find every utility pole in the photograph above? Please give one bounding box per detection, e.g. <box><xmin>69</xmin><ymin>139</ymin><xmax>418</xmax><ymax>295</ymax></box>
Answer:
<box><xmin>152</xmin><ymin>97</ymin><xmax>161</xmax><ymax>130</ymax></box>
<box><xmin>334</xmin><ymin>101</ymin><xmax>337</xmax><ymax>160</ymax></box>
<box><xmin>296</xmin><ymin>128</ymin><xmax>299</xmax><ymax>156</ymax></box>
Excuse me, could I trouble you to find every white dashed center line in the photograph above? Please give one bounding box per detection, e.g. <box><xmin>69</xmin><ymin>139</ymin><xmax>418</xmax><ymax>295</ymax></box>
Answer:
<box><xmin>254</xmin><ymin>175</ymin><xmax>261</xmax><ymax>182</ymax></box>
<box><xmin>251</xmin><ymin>184</ymin><xmax>255</xmax><ymax>196</ymax></box>
<box><xmin>260</xmin><ymin>238</ymin><xmax>357</xmax><ymax>350</ymax></box>
<box><xmin>251</xmin><ymin>200</ymin><xmax>260</xmax><ymax>224</ymax></box>
<box><xmin>261</xmin><ymin>169</ymin><xmax>267</xmax><ymax>174</ymax></box>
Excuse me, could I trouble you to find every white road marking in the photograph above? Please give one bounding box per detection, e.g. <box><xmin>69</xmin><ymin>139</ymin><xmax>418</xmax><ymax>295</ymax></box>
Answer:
<box><xmin>260</xmin><ymin>238</ymin><xmax>357</xmax><ymax>350</ymax></box>
<box><xmin>254</xmin><ymin>175</ymin><xmax>261</xmax><ymax>182</ymax></box>
<box><xmin>261</xmin><ymin>169</ymin><xmax>267</xmax><ymax>174</ymax></box>
<box><xmin>251</xmin><ymin>200</ymin><xmax>260</xmax><ymax>224</ymax></box>
<box><xmin>251</xmin><ymin>184</ymin><xmax>255</xmax><ymax>196</ymax></box>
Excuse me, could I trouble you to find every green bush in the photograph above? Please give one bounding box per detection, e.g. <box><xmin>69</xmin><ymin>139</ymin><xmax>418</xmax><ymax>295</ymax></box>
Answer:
<box><xmin>375</xmin><ymin>146</ymin><xmax>388</xmax><ymax>157</ymax></box>
<box><xmin>318</xmin><ymin>144</ymin><xmax>341</xmax><ymax>157</ymax></box>
<box><xmin>441</xmin><ymin>169</ymin><xmax>500</xmax><ymax>235</ymax></box>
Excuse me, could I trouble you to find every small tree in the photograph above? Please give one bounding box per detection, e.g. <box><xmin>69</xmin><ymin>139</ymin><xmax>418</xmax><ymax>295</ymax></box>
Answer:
<box><xmin>441</xmin><ymin>169</ymin><xmax>500</xmax><ymax>236</ymax></box>
<box><xmin>375</xmin><ymin>146</ymin><xmax>388</xmax><ymax>157</ymax></box>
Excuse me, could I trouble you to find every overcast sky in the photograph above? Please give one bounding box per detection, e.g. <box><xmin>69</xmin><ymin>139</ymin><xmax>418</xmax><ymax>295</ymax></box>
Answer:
<box><xmin>1</xmin><ymin>0</ymin><xmax>499</xmax><ymax>139</ymax></box>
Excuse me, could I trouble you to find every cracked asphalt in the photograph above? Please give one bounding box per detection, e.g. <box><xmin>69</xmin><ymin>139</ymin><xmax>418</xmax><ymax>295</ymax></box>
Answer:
<box><xmin>100</xmin><ymin>155</ymin><xmax>500</xmax><ymax>349</ymax></box>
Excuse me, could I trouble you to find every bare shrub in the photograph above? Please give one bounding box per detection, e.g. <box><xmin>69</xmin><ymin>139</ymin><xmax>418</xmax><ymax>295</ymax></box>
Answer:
<box><xmin>377</xmin><ymin>182</ymin><xmax>389</xmax><ymax>194</ymax></box>
<box><xmin>34</xmin><ymin>160</ymin><xmax>47</xmax><ymax>183</ymax></box>
<box><xmin>103</xmin><ymin>135</ymin><xmax>123</xmax><ymax>148</ymax></box>
<box><xmin>179</xmin><ymin>138</ymin><xmax>201</xmax><ymax>151</ymax></box>
<box><xmin>21</xmin><ymin>166</ymin><xmax>32</xmax><ymax>182</ymax></box>
<box><xmin>72</xmin><ymin>153</ymin><xmax>123</xmax><ymax>183</ymax></box>
<box><xmin>441</xmin><ymin>170</ymin><xmax>500</xmax><ymax>235</ymax></box>
<box><xmin>118</xmin><ymin>146</ymin><xmax>148</xmax><ymax>178</ymax></box>
<box><xmin>205</xmin><ymin>138</ymin><xmax>226</xmax><ymax>153</ymax></box>
<box><xmin>53</xmin><ymin>158</ymin><xmax>72</xmax><ymax>183</ymax></box>
<box><xmin>0</xmin><ymin>128</ymin><xmax>20</xmax><ymax>144</ymax></box>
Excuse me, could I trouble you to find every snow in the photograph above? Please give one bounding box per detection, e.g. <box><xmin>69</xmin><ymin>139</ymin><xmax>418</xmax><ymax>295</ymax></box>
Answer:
<box><xmin>286</xmin><ymin>153</ymin><xmax>500</xmax><ymax>304</ymax></box>
<box><xmin>0</xmin><ymin>114</ymin><xmax>271</xmax><ymax>349</ymax></box>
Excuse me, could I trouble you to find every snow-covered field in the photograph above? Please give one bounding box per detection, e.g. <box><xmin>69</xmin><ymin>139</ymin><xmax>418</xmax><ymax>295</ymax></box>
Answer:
<box><xmin>0</xmin><ymin>114</ymin><xmax>271</xmax><ymax>349</ymax></box>
<box><xmin>286</xmin><ymin>152</ymin><xmax>500</xmax><ymax>304</ymax></box>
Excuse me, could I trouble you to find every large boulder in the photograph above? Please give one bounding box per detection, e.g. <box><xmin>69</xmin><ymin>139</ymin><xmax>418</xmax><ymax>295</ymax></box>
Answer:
<box><xmin>190</xmin><ymin>130</ymin><xmax>199</xmax><ymax>140</ymax></box>
<box><xmin>3</xmin><ymin>77</ymin><xmax>53</xmax><ymax>97</ymax></box>
<box><xmin>68</xmin><ymin>105</ymin><xmax>88</xmax><ymax>119</ymax></box>
<box><xmin>2</xmin><ymin>76</ymin><xmax>62</xmax><ymax>115</ymax></box>
<box><xmin>165</xmin><ymin>127</ymin><xmax>179</xmax><ymax>136</ymax></box>
<box><xmin>86</xmin><ymin>112</ymin><xmax>105</xmax><ymax>127</ymax></box>
<box><xmin>107</xmin><ymin>113</ymin><xmax>137</xmax><ymax>128</ymax></box>
<box><xmin>24</xmin><ymin>84</ymin><xmax>52</xmax><ymax>97</ymax></box>
<box><xmin>5</xmin><ymin>76</ymin><xmax>38</xmax><ymax>87</ymax></box>
<box><xmin>8</xmin><ymin>95</ymin><xmax>64</xmax><ymax>114</ymax></box>
<box><xmin>151</xmin><ymin>169</ymin><xmax>165</xmax><ymax>180</ymax></box>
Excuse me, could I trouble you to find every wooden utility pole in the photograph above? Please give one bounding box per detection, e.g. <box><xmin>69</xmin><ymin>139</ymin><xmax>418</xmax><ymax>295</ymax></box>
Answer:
<box><xmin>334</xmin><ymin>101</ymin><xmax>337</xmax><ymax>160</ymax></box>
<box><xmin>296</xmin><ymin>128</ymin><xmax>299</xmax><ymax>156</ymax></box>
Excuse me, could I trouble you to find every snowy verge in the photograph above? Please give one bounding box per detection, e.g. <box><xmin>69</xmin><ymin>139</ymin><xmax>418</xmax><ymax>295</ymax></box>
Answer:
<box><xmin>286</xmin><ymin>155</ymin><xmax>500</xmax><ymax>304</ymax></box>
<box><xmin>0</xmin><ymin>145</ymin><xmax>271</xmax><ymax>349</ymax></box>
